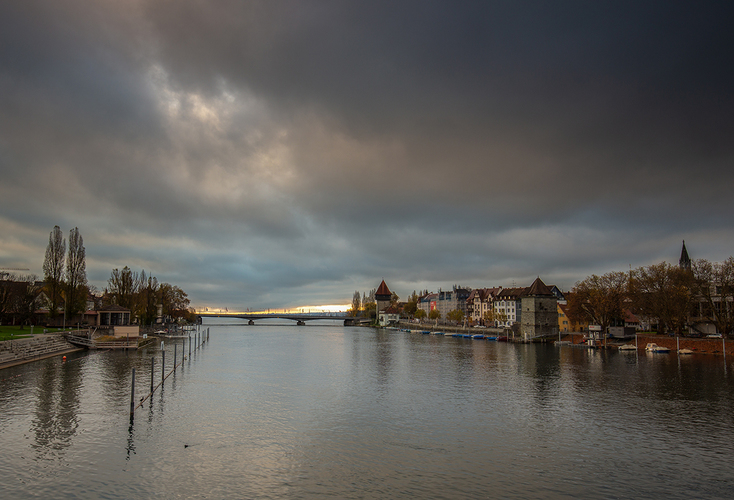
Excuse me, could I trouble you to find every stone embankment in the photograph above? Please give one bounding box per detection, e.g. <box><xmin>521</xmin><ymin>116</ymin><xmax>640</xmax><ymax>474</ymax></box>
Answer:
<box><xmin>398</xmin><ymin>321</ymin><xmax>505</xmax><ymax>335</ymax></box>
<box><xmin>0</xmin><ymin>334</ymin><xmax>82</xmax><ymax>369</ymax></box>
<box><xmin>560</xmin><ymin>332</ymin><xmax>734</xmax><ymax>355</ymax></box>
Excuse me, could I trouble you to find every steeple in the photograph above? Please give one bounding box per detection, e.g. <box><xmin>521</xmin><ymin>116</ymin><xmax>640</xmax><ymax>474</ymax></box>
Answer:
<box><xmin>679</xmin><ymin>240</ymin><xmax>691</xmax><ymax>271</ymax></box>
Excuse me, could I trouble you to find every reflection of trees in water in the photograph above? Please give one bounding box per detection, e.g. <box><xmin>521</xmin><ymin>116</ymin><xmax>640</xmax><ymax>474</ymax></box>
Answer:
<box><xmin>31</xmin><ymin>359</ymin><xmax>82</xmax><ymax>459</ymax></box>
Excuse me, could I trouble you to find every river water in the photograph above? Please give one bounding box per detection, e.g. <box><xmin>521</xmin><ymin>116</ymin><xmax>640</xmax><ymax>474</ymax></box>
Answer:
<box><xmin>1</xmin><ymin>318</ymin><xmax>733</xmax><ymax>499</ymax></box>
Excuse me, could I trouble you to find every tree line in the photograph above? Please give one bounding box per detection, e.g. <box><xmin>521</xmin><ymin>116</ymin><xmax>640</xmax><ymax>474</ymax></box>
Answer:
<box><xmin>0</xmin><ymin>226</ymin><xmax>193</xmax><ymax>327</ymax></box>
<box><xmin>567</xmin><ymin>257</ymin><xmax>734</xmax><ymax>336</ymax></box>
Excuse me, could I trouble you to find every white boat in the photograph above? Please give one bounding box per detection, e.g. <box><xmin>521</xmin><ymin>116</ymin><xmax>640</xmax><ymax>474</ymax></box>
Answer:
<box><xmin>645</xmin><ymin>343</ymin><xmax>670</xmax><ymax>353</ymax></box>
<box><xmin>678</xmin><ymin>348</ymin><xmax>694</xmax><ymax>355</ymax></box>
<box><xmin>618</xmin><ymin>344</ymin><xmax>637</xmax><ymax>351</ymax></box>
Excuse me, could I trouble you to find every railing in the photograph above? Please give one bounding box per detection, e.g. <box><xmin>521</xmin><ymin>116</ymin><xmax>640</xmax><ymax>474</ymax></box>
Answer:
<box><xmin>65</xmin><ymin>335</ymin><xmax>95</xmax><ymax>347</ymax></box>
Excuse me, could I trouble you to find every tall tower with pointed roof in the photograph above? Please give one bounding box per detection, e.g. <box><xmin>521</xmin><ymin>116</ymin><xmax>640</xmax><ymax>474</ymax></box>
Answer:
<box><xmin>520</xmin><ymin>277</ymin><xmax>558</xmax><ymax>341</ymax></box>
<box><xmin>679</xmin><ymin>240</ymin><xmax>692</xmax><ymax>271</ymax></box>
<box><xmin>375</xmin><ymin>280</ymin><xmax>392</xmax><ymax>314</ymax></box>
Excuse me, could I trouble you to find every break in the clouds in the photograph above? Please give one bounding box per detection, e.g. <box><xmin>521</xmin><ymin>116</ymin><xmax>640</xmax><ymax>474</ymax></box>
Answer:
<box><xmin>1</xmin><ymin>0</ymin><xmax>733</xmax><ymax>310</ymax></box>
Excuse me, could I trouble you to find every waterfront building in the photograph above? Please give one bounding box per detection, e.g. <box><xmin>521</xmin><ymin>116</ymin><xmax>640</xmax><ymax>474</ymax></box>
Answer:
<box><xmin>97</xmin><ymin>304</ymin><xmax>139</xmax><ymax>338</ymax></box>
<box><xmin>558</xmin><ymin>302</ymin><xmax>570</xmax><ymax>333</ymax></box>
<box><xmin>557</xmin><ymin>301</ymin><xmax>589</xmax><ymax>333</ymax></box>
<box><xmin>520</xmin><ymin>277</ymin><xmax>558</xmax><ymax>340</ymax></box>
<box><xmin>375</xmin><ymin>280</ymin><xmax>392</xmax><ymax>315</ymax></box>
<box><xmin>417</xmin><ymin>293</ymin><xmax>438</xmax><ymax>316</ymax></box>
<box><xmin>494</xmin><ymin>287</ymin><xmax>525</xmax><ymax>327</ymax></box>
<box><xmin>467</xmin><ymin>287</ymin><xmax>502</xmax><ymax>325</ymax></box>
<box><xmin>378</xmin><ymin>304</ymin><xmax>400</xmax><ymax>327</ymax></box>
<box><xmin>435</xmin><ymin>286</ymin><xmax>471</xmax><ymax>320</ymax></box>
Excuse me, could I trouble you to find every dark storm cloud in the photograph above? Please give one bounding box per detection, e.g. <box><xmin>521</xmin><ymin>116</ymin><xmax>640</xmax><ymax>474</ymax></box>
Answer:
<box><xmin>1</xmin><ymin>1</ymin><xmax>733</xmax><ymax>309</ymax></box>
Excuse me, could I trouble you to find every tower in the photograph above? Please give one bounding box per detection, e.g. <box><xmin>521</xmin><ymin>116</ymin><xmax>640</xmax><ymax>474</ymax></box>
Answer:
<box><xmin>679</xmin><ymin>240</ymin><xmax>691</xmax><ymax>271</ymax></box>
<box><xmin>375</xmin><ymin>280</ymin><xmax>392</xmax><ymax>313</ymax></box>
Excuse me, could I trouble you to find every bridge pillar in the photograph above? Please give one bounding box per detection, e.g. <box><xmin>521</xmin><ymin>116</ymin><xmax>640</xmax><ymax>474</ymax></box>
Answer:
<box><xmin>248</xmin><ymin>320</ymin><xmax>254</xmax><ymax>325</ymax></box>
<box><xmin>297</xmin><ymin>320</ymin><xmax>306</xmax><ymax>326</ymax></box>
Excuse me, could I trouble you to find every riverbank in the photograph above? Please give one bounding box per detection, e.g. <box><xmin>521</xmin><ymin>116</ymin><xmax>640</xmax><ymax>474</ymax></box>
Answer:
<box><xmin>0</xmin><ymin>333</ymin><xmax>82</xmax><ymax>370</ymax></box>
<box><xmin>396</xmin><ymin>321</ymin><xmax>733</xmax><ymax>355</ymax></box>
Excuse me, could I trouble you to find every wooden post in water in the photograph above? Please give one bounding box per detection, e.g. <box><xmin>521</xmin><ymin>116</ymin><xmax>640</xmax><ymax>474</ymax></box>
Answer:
<box><xmin>189</xmin><ymin>335</ymin><xmax>191</xmax><ymax>356</ymax></box>
<box><xmin>174</xmin><ymin>344</ymin><xmax>177</xmax><ymax>371</ymax></box>
<box><xmin>677</xmin><ymin>336</ymin><xmax>680</xmax><ymax>352</ymax></box>
<box><xmin>130</xmin><ymin>368</ymin><xmax>136</xmax><ymax>416</ymax></box>
<box><xmin>150</xmin><ymin>357</ymin><xmax>155</xmax><ymax>395</ymax></box>
<box><xmin>162</xmin><ymin>349</ymin><xmax>165</xmax><ymax>386</ymax></box>
<box><xmin>207</xmin><ymin>328</ymin><xmax>210</xmax><ymax>341</ymax></box>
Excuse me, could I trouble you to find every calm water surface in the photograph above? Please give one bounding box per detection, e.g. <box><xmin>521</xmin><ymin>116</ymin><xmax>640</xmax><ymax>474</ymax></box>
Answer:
<box><xmin>1</xmin><ymin>319</ymin><xmax>733</xmax><ymax>499</ymax></box>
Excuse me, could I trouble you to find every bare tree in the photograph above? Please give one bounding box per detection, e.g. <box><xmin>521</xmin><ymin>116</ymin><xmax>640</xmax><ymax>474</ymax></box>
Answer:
<box><xmin>107</xmin><ymin>266</ymin><xmax>140</xmax><ymax>310</ymax></box>
<box><xmin>568</xmin><ymin>271</ymin><xmax>628</xmax><ymax>334</ymax></box>
<box><xmin>350</xmin><ymin>291</ymin><xmax>361</xmax><ymax>317</ymax></box>
<box><xmin>139</xmin><ymin>271</ymin><xmax>160</xmax><ymax>326</ymax></box>
<box><xmin>65</xmin><ymin>227</ymin><xmax>87</xmax><ymax>319</ymax></box>
<box><xmin>13</xmin><ymin>274</ymin><xmax>41</xmax><ymax>328</ymax></box>
<box><xmin>629</xmin><ymin>262</ymin><xmax>693</xmax><ymax>335</ymax></box>
<box><xmin>42</xmin><ymin>225</ymin><xmax>65</xmax><ymax>317</ymax></box>
<box><xmin>692</xmin><ymin>257</ymin><xmax>734</xmax><ymax>335</ymax></box>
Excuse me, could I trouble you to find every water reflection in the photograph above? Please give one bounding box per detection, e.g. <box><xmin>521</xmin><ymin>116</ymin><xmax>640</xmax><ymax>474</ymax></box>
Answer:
<box><xmin>2</xmin><ymin>326</ymin><xmax>734</xmax><ymax>499</ymax></box>
<box><xmin>30</xmin><ymin>358</ymin><xmax>82</xmax><ymax>460</ymax></box>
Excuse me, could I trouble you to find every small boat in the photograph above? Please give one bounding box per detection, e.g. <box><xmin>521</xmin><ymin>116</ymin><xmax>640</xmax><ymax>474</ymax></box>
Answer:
<box><xmin>496</xmin><ymin>336</ymin><xmax>508</xmax><ymax>342</ymax></box>
<box><xmin>433</xmin><ymin>331</ymin><xmax>445</xmax><ymax>335</ymax></box>
<box><xmin>555</xmin><ymin>340</ymin><xmax>572</xmax><ymax>346</ymax></box>
<box><xmin>645</xmin><ymin>343</ymin><xmax>670</xmax><ymax>353</ymax></box>
<box><xmin>472</xmin><ymin>334</ymin><xmax>485</xmax><ymax>339</ymax></box>
<box><xmin>618</xmin><ymin>344</ymin><xmax>637</xmax><ymax>351</ymax></box>
<box><xmin>485</xmin><ymin>336</ymin><xmax>498</xmax><ymax>341</ymax></box>
<box><xmin>678</xmin><ymin>348</ymin><xmax>694</xmax><ymax>355</ymax></box>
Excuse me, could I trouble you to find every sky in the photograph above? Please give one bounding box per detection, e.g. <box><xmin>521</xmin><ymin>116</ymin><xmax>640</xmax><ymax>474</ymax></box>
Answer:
<box><xmin>1</xmin><ymin>1</ymin><xmax>733</xmax><ymax>312</ymax></box>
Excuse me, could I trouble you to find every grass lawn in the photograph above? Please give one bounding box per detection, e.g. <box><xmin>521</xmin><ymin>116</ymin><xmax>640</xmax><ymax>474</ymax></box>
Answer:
<box><xmin>0</xmin><ymin>325</ymin><xmax>67</xmax><ymax>342</ymax></box>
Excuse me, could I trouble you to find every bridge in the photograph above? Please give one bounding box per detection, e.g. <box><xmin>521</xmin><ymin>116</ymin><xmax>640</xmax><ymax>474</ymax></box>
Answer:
<box><xmin>199</xmin><ymin>312</ymin><xmax>371</xmax><ymax>326</ymax></box>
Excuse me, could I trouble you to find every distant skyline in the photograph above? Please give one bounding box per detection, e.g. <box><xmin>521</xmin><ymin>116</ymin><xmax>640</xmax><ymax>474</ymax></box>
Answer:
<box><xmin>2</xmin><ymin>1</ymin><xmax>733</xmax><ymax>311</ymax></box>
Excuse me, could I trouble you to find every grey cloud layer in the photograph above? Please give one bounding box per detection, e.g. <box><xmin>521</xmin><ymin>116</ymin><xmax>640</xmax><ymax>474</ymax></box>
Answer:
<box><xmin>1</xmin><ymin>1</ymin><xmax>733</xmax><ymax>308</ymax></box>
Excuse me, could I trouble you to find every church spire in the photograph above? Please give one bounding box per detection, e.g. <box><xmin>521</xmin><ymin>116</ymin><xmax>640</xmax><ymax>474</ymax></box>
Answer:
<box><xmin>679</xmin><ymin>240</ymin><xmax>691</xmax><ymax>271</ymax></box>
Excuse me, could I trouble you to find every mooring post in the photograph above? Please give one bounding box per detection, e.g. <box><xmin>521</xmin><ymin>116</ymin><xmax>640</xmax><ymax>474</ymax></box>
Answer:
<box><xmin>150</xmin><ymin>357</ymin><xmax>155</xmax><ymax>395</ymax></box>
<box><xmin>174</xmin><ymin>343</ymin><xmax>177</xmax><ymax>371</ymax></box>
<box><xmin>189</xmin><ymin>335</ymin><xmax>191</xmax><ymax>356</ymax></box>
<box><xmin>130</xmin><ymin>368</ymin><xmax>136</xmax><ymax>416</ymax></box>
<box><xmin>207</xmin><ymin>328</ymin><xmax>210</xmax><ymax>341</ymax></box>
<box><xmin>162</xmin><ymin>349</ymin><xmax>166</xmax><ymax>386</ymax></box>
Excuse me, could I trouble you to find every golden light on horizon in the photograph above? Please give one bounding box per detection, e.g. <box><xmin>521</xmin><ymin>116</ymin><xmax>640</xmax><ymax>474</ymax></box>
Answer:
<box><xmin>196</xmin><ymin>304</ymin><xmax>350</xmax><ymax>314</ymax></box>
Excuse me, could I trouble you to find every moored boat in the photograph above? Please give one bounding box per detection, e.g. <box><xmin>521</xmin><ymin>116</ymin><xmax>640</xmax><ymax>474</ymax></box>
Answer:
<box><xmin>645</xmin><ymin>343</ymin><xmax>670</xmax><ymax>353</ymax></box>
<box><xmin>618</xmin><ymin>344</ymin><xmax>637</xmax><ymax>351</ymax></box>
